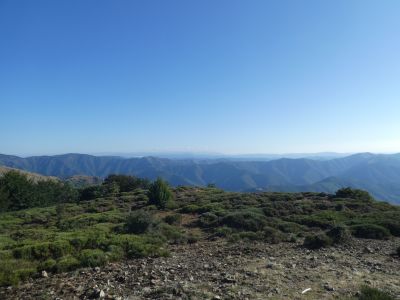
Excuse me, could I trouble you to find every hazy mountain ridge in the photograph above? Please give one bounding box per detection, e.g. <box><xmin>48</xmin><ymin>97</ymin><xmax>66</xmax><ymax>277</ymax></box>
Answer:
<box><xmin>0</xmin><ymin>153</ymin><xmax>400</xmax><ymax>203</ymax></box>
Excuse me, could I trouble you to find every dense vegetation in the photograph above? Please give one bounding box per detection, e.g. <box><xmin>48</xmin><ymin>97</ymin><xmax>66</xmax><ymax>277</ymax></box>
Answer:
<box><xmin>0</xmin><ymin>171</ymin><xmax>78</xmax><ymax>211</ymax></box>
<box><xmin>0</xmin><ymin>171</ymin><xmax>399</xmax><ymax>287</ymax></box>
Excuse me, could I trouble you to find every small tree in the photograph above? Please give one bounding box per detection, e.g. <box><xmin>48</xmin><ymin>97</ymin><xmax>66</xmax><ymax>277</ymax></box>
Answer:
<box><xmin>147</xmin><ymin>178</ymin><xmax>173</xmax><ymax>209</ymax></box>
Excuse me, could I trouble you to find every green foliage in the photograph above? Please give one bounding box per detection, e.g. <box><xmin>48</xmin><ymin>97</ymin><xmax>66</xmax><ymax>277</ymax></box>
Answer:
<box><xmin>104</xmin><ymin>174</ymin><xmax>150</xmax><ymax>192</ymax></box>
<box><xmin>198</xmin><ymin>212</ymin><xmax>219</xmax><ymax>227</ymax></box>
<box><xmin>126</xmin><ymin>210</ymin><xmax>155</xmax><ymax>234</ymax></box>
<box><xmin>262</xmin><ymin>226</ymin><xmax>286</xmax><ymax>243</ymax></box>
<box><xmin>0</xmin><ymin>171</ymin><xmax>78</xmax><ymax>212</ymax></box>
<box><xmin>158</xmin><ymin>223</ymin><xmax>187</xmax><ymax>244</ymax></box>
<box><xmin>229</xmin><ymin>231</ymin><xmax>260</xmax><ymax>242</ymax></box>
<box><xmin>147</xmin><ymin>178</ymin><xmax>173</xmax><ymax>209</ymax></box>
<box><xmin>56</xmin><ymin>255</ymin><xmax>80</xmax><ymax>272</ymax></box>
<box><xmin>79</xmin><ymin>185</ymin><xmax>105</xmax><ymax>201</ymax></box>
<box><xmin>38</xmin><ymin>258</ymin><xmax>57</xmax><ymax>272</ymax></box>
<box><xmin>334</xmin><ymin>187</ymin><xmax>374</xmax><ymax>201</ymax></box>
<box><xmin>180</xmin><ymin>204</ymin><xmax>201</xmax><ymax>213</ymax></box>
<box><xmin>350</xmin><ymin>224</ymin><xmax>390</xmax><ymax>240</ymax></box>
<box><xmin>294</xmin><ymin>210</ymin><xmax>347</xmax><ymax>229</ymax></box>
<box><xmin>12</xmin><ymin>240</ymin><xmax>72</xmax><ymax>260</ymax></box>
<box><xmin>111</xmin><ymin>234</ymin><xmax>167</xmax><ymax>258</ymax></box>
<box><xmin>0</xmin><ymin>260</ymin><xmax>36</xmax><ymax>286</ymax></box>
<box><xmin>79</xmin><ymin>249</ymin><xmax>108</xmax><ymax>267</ymax></box>
<box><xmin>220</xmin><ymin>211</ymin><xmax>267</xmax><ymax>232</ymax></box>
<box><xmin>327</xmin><ymin>225</ymin><xmax>351</xmax><ymax>244</ymax></box>
<box><xmin>303</xmin><ymin>233</ymin><xmax>333</xmax><ymax>249</ymax></box>
<box><xmin>358</xmin><ymin>286</ymin><xmax>394</xmax><ymax>300</ymax></box>
<box><xmin>378</xmin><ymin>220</ymin><xmax>400</xmax><ymax>237</ymax></box>
<box><xmin>163</xmin><ymin>214</ymin><xmax>182</xmax><ymax>225</ymax></box>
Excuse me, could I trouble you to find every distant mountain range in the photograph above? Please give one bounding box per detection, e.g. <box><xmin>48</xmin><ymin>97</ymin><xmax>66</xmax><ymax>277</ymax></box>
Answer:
<box><xmin>0</xmin><ymin>153</ymin><xmax>399</xmax><ymax>204</ymax></box>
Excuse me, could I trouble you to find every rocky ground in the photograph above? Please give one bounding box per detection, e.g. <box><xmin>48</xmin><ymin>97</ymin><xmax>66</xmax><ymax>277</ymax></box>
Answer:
<box><xmin>1</xmin><ymin>238</ymin><xmax>399</xmax><ymax>300</ymax></box>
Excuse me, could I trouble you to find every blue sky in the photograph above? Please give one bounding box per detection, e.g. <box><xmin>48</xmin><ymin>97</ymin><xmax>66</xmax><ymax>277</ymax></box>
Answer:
<box><xmin>1</xmin><ymin>0</ymin><xmax>399</xmax><ymax>156</ymax></box>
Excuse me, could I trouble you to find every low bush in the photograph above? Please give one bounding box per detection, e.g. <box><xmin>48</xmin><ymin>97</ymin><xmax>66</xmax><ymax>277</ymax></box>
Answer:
<box><xmin>327</xmin><ymin>225</ymin><xmax>351</xmax><ymax>244</ymax></box>
<box><xmin>105</xmin><ymin>245</ymin><xmax>125</xmax><ymax>261</ymax></box>
<box><xmin>220</xmin><ymin>211</ymin><xmax>267</xmax><ymax>232</ymax></box>
<box><xmin>334</xmin><ymin>188</ymin><xmax>374</xmax><ymax>202</ymax></box>
<box><xmin>179</xmin><ymin>204</ymin><xmax>200</xmax><ymax>214</ymax></box>
<box><xmin>358</xmin><ymin>286</ymin><xmax>394</xmax><ymax>300</ymax></box>
<box><xmin>276</xmin><ymin>221</ymin><xmax>307</xmax><ymax>234</ymax></box>
<box><xmin>158</xmin><ymin>224</ymin><xmax>187</xmax><ymax>244</ymax></box>
<box><xmin>126</xmin><ymin>210</ymin><xmax>155</xmax><ymax>234</ymax></box>
<box><xmin>79</xmin><ymin>249</ymin><xmax>108</xmax><ymax>267</ymax></box>
<box><xmin>212</xmin><ymin>226</ymin><xmax>233</xmax><ymax>238</ymax></box>
<box><xmin>38</xmin><ymin>258</ymin><xmax>57</xmax><ymax>272</ymax></box>
<box><xmin>379</xmin><ymin>220</ymin><xmax>400</xmax><ymax>237</ymax></box>
<box><xmin>198</xmin><ymin>212</ymin><xmax>219</xmax><ymax>227</ymax></box>
<box><xmin>350</xmin><ymin>224</ymin><xmax>390</xmax><ymax>240</ymax></box>
<box><xmin>262</xmin><ymin>226</ymin><xmax>286</xmax><ymax>244</ymax></box>
<box><xmin>187</xmin><ymin>231</ymin><xmax>201</xmax><ymax>244</ymax></box>
<box><xmin>229</xmin><ymin>231</ymin><xmax>260</xmax><ymax>242</ymax></box>
<box><xmin>111</xmin><ymin>235</ymin><xmax>167</xmax><ymax>258</ymax></box>
<box><xmin>303</xmin><ymin>233</ymin><xmax>333</xmax><ymax>249</ymax></box>
<box><xmin>12</xmin><ymin>240</ymin><xmax>72</xmax><ymax>260</ymax></box>
<box><xmin>163</xmin><ymin>214</ymin><xmax>182</xmax><ymax>225</ymax></box>
<box><xmin>0</xmin><ymin>262</ymin><xmax>34</xmax><ymax>287</ymax></box>
<box><xmin>55</xmin><ymin>255</ymin><xmax>80</xmax><ymax>272</ymax></box>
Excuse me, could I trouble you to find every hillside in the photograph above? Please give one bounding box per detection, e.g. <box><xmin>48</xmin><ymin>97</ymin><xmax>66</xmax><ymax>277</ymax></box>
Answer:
<box><xmin>0</xmin><ymin>166</ymin><xmax>58</xmax><ymax>183</ymax></box>
<box><xmin>1</xmin><ymin>153</ymin><xmax>400</xmax><ymax>203</ymax></box>
<box><xmin>0</xmin><ymin>183</ymin><xmax>399</xmax><ymax>299</ymax></box>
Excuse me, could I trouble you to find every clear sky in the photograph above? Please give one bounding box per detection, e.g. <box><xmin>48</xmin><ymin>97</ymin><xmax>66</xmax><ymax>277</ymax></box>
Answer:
<box><xmin>1</xmin><ymin>0</ymin><xmax>399</xmax><ymax>156</ymax></box>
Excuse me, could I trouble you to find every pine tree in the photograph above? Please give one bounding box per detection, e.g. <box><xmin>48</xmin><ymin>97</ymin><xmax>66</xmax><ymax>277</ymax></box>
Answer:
<box><xmin>147</xmin><ymin>178</ymin><xmax>173</xmax><ymax>209</ymax></box>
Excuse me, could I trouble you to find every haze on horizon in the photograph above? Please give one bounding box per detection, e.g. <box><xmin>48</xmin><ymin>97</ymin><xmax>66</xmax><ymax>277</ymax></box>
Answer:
<box><xmin>1</xmin><ymin>1</ymin><xmax>400</xmax><ymax>156</ymax></box>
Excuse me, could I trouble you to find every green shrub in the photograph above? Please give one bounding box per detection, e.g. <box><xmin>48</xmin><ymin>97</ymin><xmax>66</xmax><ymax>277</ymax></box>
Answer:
<box><xmin>105</xmin><ymin>245</ymin><xmax>124</xmax><ymax>261</ymax></box>
<box><xmin>295</xmin><ymin>211</ymin><xmax>346</xmax><ymax>229</ymax></box>
<box><xmin>0</xmin><ymin>250</ymin><xmax>12</xmax><ymax>260</ymax></box>
<box><xmin>327</xmin><ymin>225</ymin><xmax>351</xmax><ymax>244</ymax></box>
<box><xmin>79</xmin><ymin>249</ymin><xmax>108</xmax><ymax>267</ymax></box>
<box><xmin>198</xmin><ymin>212</ymin><xmax>219</xmax><ymax>227</ymax></box>
<box><xmin>38</xmin><ymin>258</ymin><xmax>57</xmax><ymax>272</ymax></box>
<box><xmin>180</xmin><ymin>204</ymin><xmax>200</xmax><ymax>213</ymax></box>
<box><xmin>334</xmin><ymin>188</ymin><xmax>373</xmax><ymax>201</ymax></box>
<box><xmin>0</xmin><ymin>259</ymin><xmax>36</xmax><ymax>285</ymax></box>
<box><xmin>379</xmin><ymin>221</ymin><xmax>400</xmax><ymax>237</ymax></box>
<box><xmin>126</xmin><ymin>210</ymin><xmax>154</xmax><ymax>234</ymax></box>
<box><xmin>158</xmin><ymin>224</ymin><xmax>186</xmax><ymax>244</ymax></box>
<box><xmin>303</xmin><ymin>233</ymin><xmax>333</xmax><ymax>249</ymax></box>
<box><xmin>220</xmin><ymin>211</ymin><xmax>266</xmax><ymax>232</ymax></box>
<box><xmin>187</xmin><ymin>231</ymin><xmax>201</xmax><ymax>244</ymax></box>
<box><xmin>49</xmin><ymin>240</ymin><xmax>73</xmax><ymax>258</ymax></box>
<box><xmin>358</xmin><ymin>286</ymin><xmax>394</xmax><ymax>300</ymax></box>
<box><xmin>213</xmin><ymin>226</ymin><xmax>233</xmax><ymax>237</ymax></box>
<box><xmin>229</xmin><ymin>231</ymin><xmax>260</xmax><ymax>242</ymax></box>
<box><xmin>56</xmin><ymin>255</ymin><xmax>80</xmax><ymax>272</ymax></box>
<box><xmin>13</xmin><ymin>240</ymin><xmax>73</xmax><ymax>260</ymax></box>
<box><xmin>351</xmin><ymin>224</ymin><xmax>390</xmax><ymax>240</ymax></box>
<box><xmin>112</xmin><ymin>235</ymin><xmax>167</xmax><ymax>258</ymax></box>
<box><xmin>276</xmin><ymin>221</ymin><xmax>307</xmax><ymax>234</ymax></box>
<box><xmin>164</xmin><ymin>214</ymin><xmax>182</xmax><ymax>225</ymax></box>
<box><xmin>262</xmin><ymin>226</ymin><xmax>286</xmax><ymax>243</ymax></box>
<box><xmin>147</xmin><ymin>178</ymin><xmax>174</xmax><ymax>209</ymax></box>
